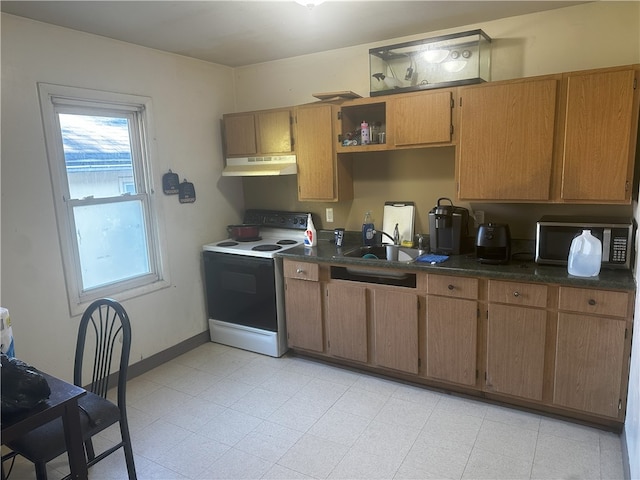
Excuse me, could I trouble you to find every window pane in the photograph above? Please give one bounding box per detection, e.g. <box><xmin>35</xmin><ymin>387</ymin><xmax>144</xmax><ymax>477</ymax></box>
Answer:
<box><xmin>59</xmin><ymin>113</ymin><xmax>135</xmax><ymax>199</ymax></box>
<box><xmin>74</xmin><ymin>200</ymin><xmax>150</xmax><ymax>290</ymax></box>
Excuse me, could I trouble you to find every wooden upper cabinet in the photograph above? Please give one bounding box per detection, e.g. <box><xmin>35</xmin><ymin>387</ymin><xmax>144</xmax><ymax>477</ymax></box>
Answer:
<box><xmin>295</xmin><ymin>103</ymin><xmax>353</xmax><ymax>202</ymax></box>
<box><xmin>389</xmin><ymin>90</ymin><xmax>453</xmax><ymax>147</ymax></box>
<box><xmin>558</xmin><ymin>67</ymin><xmax>639</xmax><ymax>203</ymax></box>
<box><xmin>256</xmin><ymin>110</ymin><xmax>293</xmax><ymax>154</ymax></box>
<box><xmin>223</xmin><ymin>113</ymin><xmax>257</xmax><ymax>156</ymax></box>
<box><xmin>457</xmin><ymin>76</ymin><xmax>558</xmax><ymax>201</ymax></box>
<box><xmin>223</xmin><ymin>108</ymin><xmax>292</xmax><ymax>157</ymax></box>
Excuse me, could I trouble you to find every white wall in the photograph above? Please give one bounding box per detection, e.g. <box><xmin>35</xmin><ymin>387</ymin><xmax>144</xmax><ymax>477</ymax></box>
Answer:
<box><xmin>630</xmin><ymin>201</ymin><xmax>640</xmax><ymax>478</ymax></box>
<box><xmin>1</xmin><ymin>14</ymin><xmax>244</xmax><ymax>379</ymax></box>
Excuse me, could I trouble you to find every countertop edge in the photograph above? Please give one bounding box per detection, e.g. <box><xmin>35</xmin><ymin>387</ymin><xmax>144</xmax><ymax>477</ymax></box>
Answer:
<box><xmin>278</xmin><ymin>241</ymin><xmax>636</xmax><ymax>291</ymax></box>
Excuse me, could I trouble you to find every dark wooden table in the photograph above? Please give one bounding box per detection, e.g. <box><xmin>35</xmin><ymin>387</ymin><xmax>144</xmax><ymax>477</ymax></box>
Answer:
<box><xmin>2</xmin><ymin>372</ymin><xmax>88</xmax><ymax>479</ymax></box>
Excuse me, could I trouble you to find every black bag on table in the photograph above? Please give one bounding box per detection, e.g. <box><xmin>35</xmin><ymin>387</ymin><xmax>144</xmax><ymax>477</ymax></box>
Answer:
<box><xmin>1</xmin><ymin>354</ymin><xmax>51</xmax><ymax>415</ymax></box>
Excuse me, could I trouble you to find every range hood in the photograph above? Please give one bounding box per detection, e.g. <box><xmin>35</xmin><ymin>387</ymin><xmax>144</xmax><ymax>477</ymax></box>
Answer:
<box><xmin>222</xmin><ymin>155</ymin><xmax>297</xmax><ymax>177</ymax></box>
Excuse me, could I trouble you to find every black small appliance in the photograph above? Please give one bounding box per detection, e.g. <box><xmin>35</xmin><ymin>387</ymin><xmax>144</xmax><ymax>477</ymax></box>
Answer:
<box><xmin>428</xmin><ymin>198</ymin><xmax>470</xmax><ymax>255</ymax></box>
<box><xmin>476</xmin><ymin>223</ymin><xmax>511</xmax><ymax>264</ymax></box>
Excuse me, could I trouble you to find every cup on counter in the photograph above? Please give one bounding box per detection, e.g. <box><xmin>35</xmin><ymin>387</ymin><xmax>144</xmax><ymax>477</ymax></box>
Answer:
<box><xmin>386</xmin><ymin>244</ymin><xmax>399</xmax><ymax>261</ymax></box>
<box><xmin>334</xmin><ymin>228</ymin><xmax>345</xmax><ymax>247</ymax></box>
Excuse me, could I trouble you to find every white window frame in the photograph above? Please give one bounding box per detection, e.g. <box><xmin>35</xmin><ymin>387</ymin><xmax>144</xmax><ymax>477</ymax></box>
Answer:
<box><xmin>38</xmin><ymin>83</ymin><xmax>170</xmax><ymax>316</ymax></box>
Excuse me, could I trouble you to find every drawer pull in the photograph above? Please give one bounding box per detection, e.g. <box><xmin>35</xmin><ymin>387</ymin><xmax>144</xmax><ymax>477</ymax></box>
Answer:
<box><xmin>588</xmin><ymin>299</ymin><xmax>597</xmax><ymax>306</ymax></box>
<box><xmin>513</xmin><ymin>291</ymin><xmax>520</xmax><ymax>297</ymax></box>
<box><xmin>296</xmin><ymin>268</ymin><xmax>305</xmax><ymax>274</ymax></box>
<box><xmin>448</xmin><ymin>284</ymin><xmax>455</xmax><ymax>290</ymax></box>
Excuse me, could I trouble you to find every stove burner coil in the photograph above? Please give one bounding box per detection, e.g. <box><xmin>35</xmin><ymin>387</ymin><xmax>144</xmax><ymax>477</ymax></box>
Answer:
<box><xmin>217</xmin><ymin>241</ymin><xmax>239</xmax><ymax>247</ymax></box>
<box><xmin>276</xmin><ymin>239</ymin><xmax>297</xmax><ymax>245</ymax></box>
<box><xmin>252</xmin><ymin>244</ymin><xmax>282</xmax><ymax>252</ymax></box>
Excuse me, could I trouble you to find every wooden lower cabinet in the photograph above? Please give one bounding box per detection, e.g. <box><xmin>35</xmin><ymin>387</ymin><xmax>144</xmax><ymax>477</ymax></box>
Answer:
<box><xmin>486</xmin><ymin>304</ymin><xmax>546</xmax><ymax>401</ymax></box>
<box><xmin>283</xmin><ymin>261</ymin><xmax>634</xmax><ymax>426</ymax></box>
<box><xmin>485</xmin><ymin>280</ymin><xmax>548</xmax><ymax>401</ymax></box>
<box><xmin>553</xmin><ymin>286</ymin><xmax>632</xmax><ymax>418</ymax></box>
<box><xmin>326</xmin><ymin>283</ymin><xmax>368</xmax><ymax>363</ymax></box>
<box><xmin>426</xmin><ymin>295</ymin><xmax>478</xmax><ymax>386</ymax></box>
<box><xmin>372</xmin><ymin>288</ymin><xmax>419</xmax><ymax>374</ymax></box>
<box><xmin>284</xmin><ymin>261</ymin><xmax>323</xmax><ymax>352</ymax></box>
<box><xmin>554</xmin><ymin>313</ymin><xmax>627</xmax><ymax>418</ymax></box>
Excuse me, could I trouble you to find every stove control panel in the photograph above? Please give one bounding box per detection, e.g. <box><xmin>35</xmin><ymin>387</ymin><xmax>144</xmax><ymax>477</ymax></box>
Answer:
<box><xmin>243</xmin><ymin>210</ymin><xmax>310</xmax><ymax>230</ymax></box>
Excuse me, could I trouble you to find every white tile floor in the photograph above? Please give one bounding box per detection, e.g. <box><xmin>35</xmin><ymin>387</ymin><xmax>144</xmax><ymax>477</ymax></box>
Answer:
<box><xmin>5</xmin><ymin>342</ymin><xmax>626</xmax><ymax>479</ymax></box>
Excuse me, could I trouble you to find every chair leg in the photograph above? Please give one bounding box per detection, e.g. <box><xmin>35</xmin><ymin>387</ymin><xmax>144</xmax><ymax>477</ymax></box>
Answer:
<box><xmin>84</xmin><ymin>438</ymin><xmax>96</xmax><ymax>461</ymax></box>
<box><xmin>34</xmin><ymin>461</ymin><xmax>48</xmax><ymax>480</ymax></box>
<box><xmin>120</xmin><ymin>422</ymin><xmax>137</xmax><ymax>480</ymax></box>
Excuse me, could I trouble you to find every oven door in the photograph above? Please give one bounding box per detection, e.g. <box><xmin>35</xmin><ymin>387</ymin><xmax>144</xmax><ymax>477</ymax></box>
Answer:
<box><xmin>203</xmin><ymin>251</ymin><xmax>277</xmax><ymax>331</ymax></box>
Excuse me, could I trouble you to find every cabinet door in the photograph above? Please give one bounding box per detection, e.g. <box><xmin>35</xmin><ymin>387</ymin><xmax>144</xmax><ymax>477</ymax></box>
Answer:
<box><xmin>296</xmin><ymin>104</ymin><xmax>337</xmax><ymax>201</ymax></box>
<box><xmin>223</xmin><ymin>113</ymin><xmax>257</xmax><ymax>156</ymax></box>
<box><xmin>457</xmin><ymin>78</ymin><xmax>557</xmax><ymax>201</ymax></box>
<box><xmin>426</xmin><ymin>296</ymin><xmax>477</xmax><ymax>386</ymax></box>
<box><xmin>486</xmin><ymin>304</ymin><xmax>546</xmax><ymax>401</ymax></box>
<box><xmin>284</xmin><ymin>278</ymin><xmax>323</xmax><ymax>352</ymax></box>
<box><xmin>391</xmin><ymin>90</ymin><xmax>453</xmax><ymax>146</ymax></box>
<box><xmin>326</xmin><ymin>283</ymin><xmax>367</xmax><ymax>363</ymax></box>
<box><xmin>373</xmin><ymin>289</ymin><xmax>419</xmax><ymax>374</ymax></box>
<box><xmin>561</xmin><ymin>68</ymin><xmax>637</xmax><ymax>202</ymax></box>
<box><xmin>256</xmin><ymin>110</ymin><xmax>292</xmax><ymax>155</ymax></box>
<box><xmin>554</xmin><ymin>313</ymin><xmax>626</xmax><ymax>418</ymax></box>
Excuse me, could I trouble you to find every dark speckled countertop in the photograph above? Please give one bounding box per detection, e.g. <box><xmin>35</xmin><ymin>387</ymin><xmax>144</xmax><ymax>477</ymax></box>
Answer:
<box><xmin>279</xmin><ymin>236</ymin><xmax>636</xmax><ymax>291</ymax></box>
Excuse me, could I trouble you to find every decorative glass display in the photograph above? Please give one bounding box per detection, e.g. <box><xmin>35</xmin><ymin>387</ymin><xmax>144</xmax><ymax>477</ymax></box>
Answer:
<box><xmin>369</xmin><ymin>29</ymin><xmax>491</xmax><ymax>96</ymax></box>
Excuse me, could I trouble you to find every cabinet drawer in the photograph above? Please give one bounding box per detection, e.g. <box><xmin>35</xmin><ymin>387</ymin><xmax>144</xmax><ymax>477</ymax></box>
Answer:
<box><xmin>488</xmin><ymin>280</ymin><xmax>548</xmax><ymax>308</ymax></box>
<box><xmin>283</xmin><ymin>260</ymin><xmax>319</xmax><ymax>281</ymax></box>
<box><xmin>558</xmin><ymin>286</ymin><xmax>630</xmax><ymax>318</ymax></box>
<box><xmin>428</xmin><ymin>275</ymin><xmax>478</xmax><ymax>299</ymax></box>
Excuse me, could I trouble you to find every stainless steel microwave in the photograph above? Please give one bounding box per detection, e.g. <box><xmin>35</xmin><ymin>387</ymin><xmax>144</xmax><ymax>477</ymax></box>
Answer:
<box><xmin>536</xmin><ymin>216</ymin><xmax>635</xmax><ymax>269</ymax></box>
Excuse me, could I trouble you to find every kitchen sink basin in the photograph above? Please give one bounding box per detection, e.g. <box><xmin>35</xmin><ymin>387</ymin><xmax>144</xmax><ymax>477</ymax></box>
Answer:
<box><xmin>341</xmin><ymin>245</ymin><xmax>422</xmax><ymax>262</ymax></box>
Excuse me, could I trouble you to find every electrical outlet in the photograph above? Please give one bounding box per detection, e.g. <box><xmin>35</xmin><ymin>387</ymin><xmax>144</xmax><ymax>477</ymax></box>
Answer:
<box><xmin>326</xmin><ymin>207</ymin><xmax>334</xmax><ymax>223</ymax></box>
<box><xmin>474</xmin><ymin>210</ymin><xmax>485</xmax><ymax>227</ymax></box>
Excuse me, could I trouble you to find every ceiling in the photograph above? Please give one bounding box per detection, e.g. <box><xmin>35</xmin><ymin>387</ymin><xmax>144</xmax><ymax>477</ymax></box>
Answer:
<box><xmin>1</xmin><ymin>1</ymin><xmax>588</xmax><ymax>68</ymax></box>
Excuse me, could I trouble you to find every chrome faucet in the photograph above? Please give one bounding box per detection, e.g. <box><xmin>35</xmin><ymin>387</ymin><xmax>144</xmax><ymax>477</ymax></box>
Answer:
<box><xmin>416</xmin><ymin>234</ymin><xmax>427</xmax><ymax>255</ymax></box>
<box><xmin>377</xmin><ymin>223</ymin><xmax>401</xmax><ymax>245</ymax></box>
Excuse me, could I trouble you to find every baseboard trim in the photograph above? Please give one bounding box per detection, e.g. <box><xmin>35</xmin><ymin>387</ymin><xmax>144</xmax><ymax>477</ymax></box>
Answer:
<box><xmin>128</xmin><ymin>331</ymin><xmax>210</xmax><ymax>380</ymax></box>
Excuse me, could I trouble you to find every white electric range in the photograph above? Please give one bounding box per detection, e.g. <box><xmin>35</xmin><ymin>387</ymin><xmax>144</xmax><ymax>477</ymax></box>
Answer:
<box><xmin>202</xmin><ymin>210</ymin><xmax>309</xmax><ymax>357</ymax></box>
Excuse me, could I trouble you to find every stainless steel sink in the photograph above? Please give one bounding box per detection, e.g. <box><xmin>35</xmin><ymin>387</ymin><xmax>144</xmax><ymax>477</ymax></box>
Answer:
<box><xmin>341</xmin><ymin>245</ymin><xmax>422</xmax><ymax>262</ymax></box>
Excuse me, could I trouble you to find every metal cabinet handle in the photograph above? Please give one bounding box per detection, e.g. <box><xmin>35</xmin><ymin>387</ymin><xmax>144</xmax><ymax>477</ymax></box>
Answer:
<box><xmin>448</xmin><ymin>284</ymin><xmax>455</xmax><ymax>290</ymax></box>
<box><xmin>513</xmin><ymin>291</ymin><xmax>520</xmax><ymax>297</ymax></box>
<box><xmin>588</xmin><ymin>299</ymin><xmax>596</xmax><ymax>306</ymax></box>
<box><xmin>296</xmin><ymin>268</ymin><xmax>305</xmax><ymax>274</ymax></box>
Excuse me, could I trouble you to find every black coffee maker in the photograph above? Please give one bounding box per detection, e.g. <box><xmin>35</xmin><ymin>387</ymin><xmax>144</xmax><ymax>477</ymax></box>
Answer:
<box><xmin>428</xmin><ymin>198</ymin><xmax>470</xmax><ymax>255</ymax></box>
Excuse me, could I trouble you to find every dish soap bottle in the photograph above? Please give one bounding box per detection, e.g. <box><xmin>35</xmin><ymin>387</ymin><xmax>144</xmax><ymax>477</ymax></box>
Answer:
<box><xmin>362</xmin><ymin>211</ymin><xmax>375</xmax><ymax>245</ymax></box>
<box><xmin>304</xmin><ymin>213</ymin><xmax>317</xmax><ymax>247</ymax></box>
<box><xmin>567</xmin><ymin>229</ymin><xmax>602</xmax><ymax>277</ymax></box>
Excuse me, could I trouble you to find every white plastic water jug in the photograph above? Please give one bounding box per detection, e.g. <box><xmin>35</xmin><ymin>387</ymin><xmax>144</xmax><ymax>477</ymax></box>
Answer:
<box><xmin>567</xmin><ymin>230</ymin><xmax>602</xmax><ymax>277</ymax></box>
